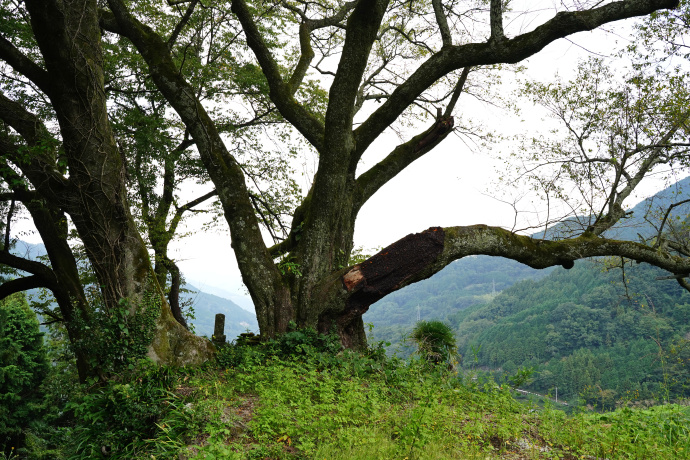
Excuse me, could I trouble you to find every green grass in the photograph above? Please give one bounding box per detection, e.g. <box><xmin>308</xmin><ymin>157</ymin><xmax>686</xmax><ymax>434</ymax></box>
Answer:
<box><xmin>21</xmin><ymin>333</ymin><xmax>690</xmax><ymax>460</ymax></box>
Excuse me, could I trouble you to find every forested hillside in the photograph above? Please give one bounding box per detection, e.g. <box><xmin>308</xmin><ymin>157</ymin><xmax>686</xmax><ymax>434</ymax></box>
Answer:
<box><xmin>363</xmin><ymin>256</ymin><xmax>552</xmax><ymax>353</ymax></box>
<box><xmin>452</xmin><ymin>260</ymin><xmax>690</xmax><ymax>407</ymax></box>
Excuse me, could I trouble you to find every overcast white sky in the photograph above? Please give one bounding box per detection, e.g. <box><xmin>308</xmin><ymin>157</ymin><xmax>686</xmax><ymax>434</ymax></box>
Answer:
<box><xmin>12</xmin><ymin>4</ymin><xmax>679</xmax><ymax>304</ymax></box>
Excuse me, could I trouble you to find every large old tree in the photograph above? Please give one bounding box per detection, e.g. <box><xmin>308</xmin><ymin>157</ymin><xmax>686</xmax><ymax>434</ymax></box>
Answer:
<box><xmin>2</xmin><ymin>0</ymin><xmax>690</xmax><ymax>375</ymax></box>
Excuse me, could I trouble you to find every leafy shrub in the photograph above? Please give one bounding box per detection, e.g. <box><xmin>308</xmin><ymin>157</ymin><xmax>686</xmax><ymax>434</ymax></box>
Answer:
<box><xmin>0</xmin><ymin>293</ymin><xmax>48</xmax><ymax>455</ymax></box>
<box><xmin>266</xmin><ymin>326</ymin><xmax>342</xmax><ymax>358</ymax></box>
<box><xmin>217</xmin><ymin>326</ymin><xmax>342</xmax><ymax>369</ymax></box>
<box><xmin>67</xmin><ymin>362</ymin><xmax>185</xmax><ymax>459</ymax></box>
<box><xmin>71</xmin><ymin>292</ymin><xmax>161</xmax><ymax>380</ymax></box>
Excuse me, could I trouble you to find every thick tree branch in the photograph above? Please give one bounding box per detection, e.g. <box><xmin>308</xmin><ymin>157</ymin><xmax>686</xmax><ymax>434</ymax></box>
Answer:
<box><xmin>444</xmin><ymin>67</ymin><xmax>470</xmax><ymax>117</ymax></box>
<box><xmin>0</xmin><ymin>164</ymin><xmax>85</xmax><ymax>320</ymax></box>
<box><xmin>0</xmin><ymin>190</ymin><xmax>40</xmax><ymax>203</ymax></box>
<box><xmin>0</xmin><ymin>250</ymin><xmax>55</xmax><ymax>280</ymax></box>
<box><xmin>288</xmin><ymin>22</ymin><xmax>316</xmax><ymax>94</ymax></box>
<box><xmin>353</xmin><ymin>0</ymin><xmax>679</xmax><ymax>155</ymax></box>
<box><xmin>0</xmin><ymin>138</ymin><xmax>68</xmax><ymax>202</ymax></box>
<box><xmin>337</xmin><ymin>225</ymin><xmax>690</xmax><ymax>314</ymax></box>
<box><xmin>268</xmin><ymin>238</ymin><xmax>293</xmax><ymax>258</ymax></box>
<box><xmin>230</xmin><ymin>0</ymin><xmax>325</xmax><ymax>149</ymax></box>
<box><xmin>489</xmin><ymin>0</ymin><xmax>506</xmax><ymax>42</ymax></box>
<box><xmin>323</xmin><ymin>0</ymin><xmax>389</xmax><ymax>146</ymax></box>
<box><xmin>0</xmin><ymin>90</ymin><xmax>53</xmax><ymax>146</ymax></box>
<box><xmin>0</xmin><ymin>275</ymin><xmax>53</xmax><ymax>300</ymax></box>
<box><xmin>666</xmin><ymin>239</ymin><xmax>690</xmax><ymax>258</ymax></box>
<box><xmin>3</xmin><ymin>198</ymin><xmax>14</xmax><ymax>251</ymax></box>
<box><xmin>0</xmin><ymin>35</ymin><xmax>51</xmax><ymax>94</ymax></box>
<box><xmin>432</xmin><ymin>0</ymin><xmax>452</xmax><ymax>47</ymax></box>
<box><xmin>352</xmin><ymin>66</ymin><xmax>470</xmax><ymax>197</ymax></box>
<box><xmin>286</xmin><ymin>0</ymin><xmax>358</xmax><ymax>93</ymax></box>
<box><xmin>98</xmin><ymin>9</ymin><xmax>123</xmax><ymax>33</ymax></box>
<box><xmin>167</xmin><ymin>0</ymin><xmax>199</xmax><ymax>49</ymax></box>
<box><xmin>0</xmin><ymin>90</ymin><xmax>68</xmax><ymax>202</ymax></box>
<box><xmin>168</xmin><ymin>189</ymin><xmax>218</xmax><ymax>236</ymax></box>
<box><xmin>158</xmin><ymin>255</ymin><xmax>188</xmax><ymax>329</ymax></box>
<box><xmin>353</xmin><ymin>113</ymin><xmax>454</xmax><ymax>209</ymax></box>
<box><xmin>301</xmin><ymin>0</ymin><xmax>391</xmax><ymax>249</ymax></box>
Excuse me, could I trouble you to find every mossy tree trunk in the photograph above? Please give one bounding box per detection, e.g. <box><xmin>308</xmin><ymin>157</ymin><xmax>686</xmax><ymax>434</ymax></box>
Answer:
<box><xmin>0</xmin><ymin>0</ymin><xmax>214</xmax><ymax>377</ymax></box>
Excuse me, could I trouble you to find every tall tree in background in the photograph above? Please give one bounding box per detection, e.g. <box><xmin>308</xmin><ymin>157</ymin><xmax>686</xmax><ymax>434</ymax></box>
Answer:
<box><xmin>105</xmin><ymin>4</ymin><xmax>302</xmax><ymax>328</ymax></box>
<box><xmin>3</xmin><ymin>0</ymin><xmax>690</xmax><ymax>370</ymax></box>
<box><xmin>0</xmin><ymin>293</ymin><xmax>48</xmax><ymax>453</ymax></box>
<box><xmin>506</xmin><ymin>58</ymin><xmax>690</xmax><ymax>239</ymax></box>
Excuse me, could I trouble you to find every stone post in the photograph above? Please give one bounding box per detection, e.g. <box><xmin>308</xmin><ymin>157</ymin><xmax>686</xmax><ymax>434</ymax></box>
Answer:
<box><xmin>212</xmin><ymin>313</ymin><xmax>226</xmax><ymax>345</ymax></box>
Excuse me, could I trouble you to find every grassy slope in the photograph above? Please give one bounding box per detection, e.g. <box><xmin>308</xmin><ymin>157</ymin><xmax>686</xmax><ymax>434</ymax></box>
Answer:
<box><xmin>37</xmin><ymin>337</ymin><xmax>690</xmax><ymax>460</ymax></box>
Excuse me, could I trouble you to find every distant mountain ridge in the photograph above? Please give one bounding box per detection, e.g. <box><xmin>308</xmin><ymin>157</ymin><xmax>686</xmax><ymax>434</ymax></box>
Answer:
<box><xmin>181</xmin><ymin>283</ymin><xmax>257</xmax><ymax>339</ymax></box>
<box><xmin>186</xmin><ymin>279</ymin><xmax>255</xmax><ymax>313</ymax></box>
<box><xmin>7</xmin><ymin>241</ymin><xmax>257</xmax><ymax>341</ymax></box>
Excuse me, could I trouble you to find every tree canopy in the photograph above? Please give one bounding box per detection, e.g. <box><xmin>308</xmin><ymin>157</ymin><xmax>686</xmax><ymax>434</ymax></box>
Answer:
<box><xmin>2</xmin><ymin>0</ymin><xmax>690</xmax><ymax>378</ymax></box>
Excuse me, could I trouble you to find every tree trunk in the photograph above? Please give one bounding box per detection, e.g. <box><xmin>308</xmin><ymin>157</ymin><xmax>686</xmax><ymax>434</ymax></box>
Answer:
<box><xmin>23</xmin><ymin>197</ymin><xmax>97</xmax><ymax>382</ymax></box>
<box><xmin>24</xmin><ymin>0</ymin><xmax>213</xmax><ymax>369</ymax></box>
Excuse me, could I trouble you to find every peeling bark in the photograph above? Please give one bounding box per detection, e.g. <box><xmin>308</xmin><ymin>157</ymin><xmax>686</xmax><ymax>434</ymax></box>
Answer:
<box><xmin>322</xmin><ymin>227</ymin><xmax>445</xmax><ymax>348</ymax></box>
<box><xmin>414</xmin><ymin>116</ymin><xmax>454</xmax><ymax>152</ymax></box>
<box><xmin>343</xmin><ymin>227</ymin><xmax>445</xmax><ymax>311</ymax></box>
